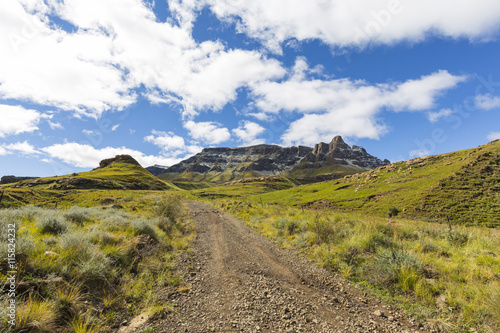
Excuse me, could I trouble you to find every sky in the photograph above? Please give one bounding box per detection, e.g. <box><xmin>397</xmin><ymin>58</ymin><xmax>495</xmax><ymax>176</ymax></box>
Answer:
<box><xmin>1</xmin><ymin>0</ymin><xmax>500</xmax><ymax>177</ymax></box>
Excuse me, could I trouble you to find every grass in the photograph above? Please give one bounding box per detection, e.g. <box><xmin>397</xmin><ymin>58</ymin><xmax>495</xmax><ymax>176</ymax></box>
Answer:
<box><xmin>5</xmin><ymin>162</ymin><xmax>176</xmax><ymax>191</ymax></box>
<box><xmin>215</xmin><ymin>200</ymin><xmax>500</xmax><ymax>332</ymax></box>
<box><xmin>0</xmin><ymin>193</ymin><xmax>193</xmax><ymax>332</ymax></box>
<box><xmin>250</xmin><ymin>139</ymin><xmax>500</xmax><ymax>226</ymax></box>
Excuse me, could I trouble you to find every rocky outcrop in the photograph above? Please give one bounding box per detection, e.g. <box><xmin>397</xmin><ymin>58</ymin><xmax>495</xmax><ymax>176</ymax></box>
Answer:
<box><xmin>153</xmin><ymin>136</ymin><xmax>390</xmax><ymax>182</ymax></box>
<box><xmin>97</xmin><ymin>155</ymin><xmax>140</xmax><ymax>169</ymax></box>
<box><xmin>1</xmin><ymin>176</ymin><xmax>39</xmax><ymax>184</ymax></box>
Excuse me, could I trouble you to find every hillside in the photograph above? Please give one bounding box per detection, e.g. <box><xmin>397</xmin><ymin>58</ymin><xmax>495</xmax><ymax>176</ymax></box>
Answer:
<box><xmin>9</xmin><ymin>155</ymin><xmax>171</xmax><ymax>191</ymax></box>
<box><xmin>207</xmin><ymin>140</ymin><xmax>499</xmax><ymax>226</ymax></box>
<box><xmin>154</xmin><ymin>136</ymin><xmax>389</xmax><ymax>183</ymax></box>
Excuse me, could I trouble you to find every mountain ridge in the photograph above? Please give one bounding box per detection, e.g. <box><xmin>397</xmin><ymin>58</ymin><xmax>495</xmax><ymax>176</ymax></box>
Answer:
<box><xmin>149</xmin><ymin>136</ymin><xmax>390</xmax><ymax>183</ymax></box>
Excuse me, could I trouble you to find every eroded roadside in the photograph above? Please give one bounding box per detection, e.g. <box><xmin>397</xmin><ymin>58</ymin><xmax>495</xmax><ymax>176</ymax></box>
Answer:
<box><xmin>151</xmin><ymin>201</ymin><xmax>424</xmax><ymax>333</ymax></box>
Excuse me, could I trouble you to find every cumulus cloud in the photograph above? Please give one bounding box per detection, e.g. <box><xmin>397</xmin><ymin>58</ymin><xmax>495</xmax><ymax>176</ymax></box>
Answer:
<box><xmin>487</xmin><ymin>132</ymin><xmax>500</xmax><ymax>141</ymax></box>
<box><xmin>427</xmin><ymin>108</ymin><xmax>454</xmax><ymax>123</ymax></box>
<box><xmin>0</xmin><ymin>0</ymin><xmax>285</xmax><ymax>118</ymax></box>
<box><xmin>194</xmin><ymin>0</ymin><xmax>500</xmax><ymax>53</ymax></box>
<box><xmin>475</xmin><ymin>94</ymin><xmax>500</xmax><ymax>110</ymax></box>
<box><xmin>0</xmin><ymin>146</ymin><xmax>8</xmax><ymax>155</ymax></box>
<box><xmin>233</xmin><ymin>121</ymin><xmax>266</xmax><ymax>146</ymax></box>
<box><xmin>41</xmin><ymin>142</ymin><xmax>182</xmax><ymax>168</ymax></box>
<box><xmin>3</xmin><ymin>141</ymin><xmax>39</xmax><ymax>155</ymax></box>
<box><xmin>0</xmin><ymin>104</ymin><xmax>42</xmax><ymax>137</ymax></box>
<box><xmin>144</xmin><ymin>130</ymin><xmax>202</xmax><ymax>158</ymax></box>
<box><xmin>250</xmin><ymin>61</ymin><xmax>466</xmax><ymax>145</ymax></box>
<box><xmin>183</xmin><ymin>121</ymin><xmax>231</xmax><ymax>144</ymax></box>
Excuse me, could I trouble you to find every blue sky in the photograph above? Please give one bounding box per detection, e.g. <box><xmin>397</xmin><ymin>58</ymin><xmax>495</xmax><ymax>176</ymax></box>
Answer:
<box><xmin>1</xmin><ymin>0</ymin><xmax>500</xmax><ymax>177</ymax></box>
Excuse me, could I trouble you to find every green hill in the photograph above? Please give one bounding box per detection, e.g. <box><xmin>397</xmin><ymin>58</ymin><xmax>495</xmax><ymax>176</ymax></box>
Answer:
<box><xmin>9</xmin><ymin>155</ymin><xmax>173</xmax><ymax>191</ymax></box>
<box><xmin>239</xmin><ymin>140</ymin><xmax>500</xmax><ymax>226</ymax></box>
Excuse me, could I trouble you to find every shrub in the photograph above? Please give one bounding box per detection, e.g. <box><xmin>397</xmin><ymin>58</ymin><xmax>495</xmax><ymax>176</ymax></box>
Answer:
<box><xmin>445</xmin><ymin>228</ymin><xmax>470</xmax><ymax>246</ymax></box>
<box><xmin>363</xmin><ymin>232</ymin><xmax>394</xmax><ymax>252</ymax></box>
<box><xmin>365</xmin><ymin>249</ymin><xmax>422</xmax><ymax>291</ymax></box>
<box><xmin>307</xmin><ymin>215</ymin><xmax>336</xmax><ymax>244</ymax></box>
<box><xmin>37</xmin><ymin>215</ymin><xmax>68</xmax><ymax>235</ymax></box>
<box><xmin>63</xmin><ymin>206</ymin><xmax>92</xmax><ymax>226</ymax></box>
<box><xmin>286</xmin><ymin>219</ymin><xmax>301</xmax><ymax>235</ymax></box>
<box><xmin>131</xmin><ymin>219</ymin><xmax>158</xmax><ymax>240</ymax></box>
<box><xmin>77</xmin><ymin>249</ymin><xmax>112</xmax><ymax>286</ymax></box>
<box><xmin>154</xmin><ymin>197</ymin><xmax>185</xmax><ymax>225</ymax></box>
<box><xmin>388</xmin><ymin>207</ymin><xmax>400</xmax><ymax>218</ymax></box>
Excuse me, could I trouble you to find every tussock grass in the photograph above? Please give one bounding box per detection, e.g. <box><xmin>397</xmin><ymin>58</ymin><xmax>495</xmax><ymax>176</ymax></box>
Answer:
<box><xmin>0</xmin><ymin>193</ymin><xmax>192</xmax><ymax>332</ymax></box>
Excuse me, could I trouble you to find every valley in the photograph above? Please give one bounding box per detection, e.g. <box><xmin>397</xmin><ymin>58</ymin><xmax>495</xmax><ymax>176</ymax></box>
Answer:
<box><xmin>0</xmin><ymin>139</ymin><xmax>498</xmax><ymax>332</ymax></box>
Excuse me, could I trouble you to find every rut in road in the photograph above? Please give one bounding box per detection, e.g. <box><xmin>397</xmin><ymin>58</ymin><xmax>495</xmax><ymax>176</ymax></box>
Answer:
<box><xmin>155</xmin><ymin>201</ymin><xmax>421</xmax><ymax>333</ymax></box>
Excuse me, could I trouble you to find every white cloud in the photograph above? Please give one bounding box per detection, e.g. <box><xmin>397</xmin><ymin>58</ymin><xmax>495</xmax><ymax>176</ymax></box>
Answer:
<box><xmin>111</xmin><ymin>124</ymin><xmax>120</xmax><ymax>131</ymax></box>
<box><xmin>184</xmin><ymin>121</ymin><xmax>231</xmax><ymax>144</ymax></box>
<box><xmin>48</xmin><ymin>121</ymin><xmax>64</xmax><ymax>130</ymax></box>
<box><xmin>3</xmin><ymin>141</ymin><xmax>39</xmax><ymax>155</ymax></box>
<box><xmin>232</xmin><ymin>121</ymin><xmax>266</xmax><ymax>146</ymax></box>
<box><xmin>487</xmin><ymin>132</ymin><xmax>500</xmax><ymax>141</ymax></box>
<box><xmin>0</xmin><ymin>104</ymin><xmax>42</xmax><ymax>137</ymax></box>
<box><xmin>0</xmin><ymin>146</ymin><xmax>9</xmax><ymax>155</ymax></box>
<box><xmin>475</xmin><ymin>94</ymin><xmax>500</xmax><ymax>110</ymax></box>
<box><xmin>247</xmin><ymin>112</ymin><xmax>274</xmax><ymax>122</ymax></box>
<box><xmin>196</xmin><ymin>0</ymin><xmax>500</xmax><ymax>53</ymax></box>
<box><xmin>0</xmin><ymin>0</ymin><xmax>284</xmax><ymax>118</ymax></box>
<box><xmin>427</xmin><ymin>108</ymin><xmax>454</xmax><ymax>123</ymax></box>
<box><xmin>144</xmin><ymin>130</ymin><xmax>202</xmax><ymax>158</ymax></box>
<box><xmin>42</xmin><ymin>142</ymin><xmax>181</xmax><ymax>168</ymax></box>
<box><xmin>250</xmin><ymin>62</ymin><xmax>466</xmax><ymax>145</ymax></box>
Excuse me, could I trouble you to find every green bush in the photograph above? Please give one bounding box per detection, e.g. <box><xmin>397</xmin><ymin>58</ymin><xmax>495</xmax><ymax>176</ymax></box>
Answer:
<box><xmin>307</xmin><ymin>216</ymin><xmax>336</xmax><ymax>244</ymax></box>
<box><xmin>63</xmin><ymin>206</ymin><xmax>93</xmax><ymax>226</ymax></box>
<box><xmin>37</xmin><ymin>215</ymin><xmax>68</xmax><ymax>235</ymax></box>
<box><xmin>365</xmin><ymin>249</ymin><xmax>423</xmax><ymax>291</ymax></box>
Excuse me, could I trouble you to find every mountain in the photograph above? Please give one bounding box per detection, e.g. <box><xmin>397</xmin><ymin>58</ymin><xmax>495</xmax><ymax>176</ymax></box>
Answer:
<box><xmin>146</xmin><ymin>164</ymin><xmax>169</xmax><ymax>176</ymax></box>
<box><xmin>154</xmin><ymin>136</ymin><xmax>389</xmax><ymax>183</ymax></box>
<box><xmin>254</xmin><ymin>139</ymin><xmax>500</xmax><ymax>226</ymax></box>
<box><xmin>11</xmin><ymin>155</ymin><xmax>171</xmax><ymax>190</ymax></box>
<box><xmin>1</xmin><ymin>176</ymin><xmax>39</xmax><ymax>184</ymax></box>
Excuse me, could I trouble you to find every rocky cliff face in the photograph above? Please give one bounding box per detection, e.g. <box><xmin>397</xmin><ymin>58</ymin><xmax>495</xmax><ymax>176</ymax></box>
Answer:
<box><xmin>153</xmin><ymin>136</ymin><xmax>390</xmax><ymax>182</ymax></box>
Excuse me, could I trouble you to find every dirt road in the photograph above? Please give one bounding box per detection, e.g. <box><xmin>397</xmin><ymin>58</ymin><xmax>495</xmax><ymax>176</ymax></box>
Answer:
<box><xmin>155</xmin><ymin>201</ymin><xmax>423</xmax><ymax>332</ymax></box>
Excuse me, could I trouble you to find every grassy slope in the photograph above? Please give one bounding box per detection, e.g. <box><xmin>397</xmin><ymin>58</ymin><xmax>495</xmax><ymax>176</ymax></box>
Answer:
<box><xmin>190</xmin><ymin>176</ymin><xmax>299</xmax><ymax>199</ymax></box>
<box><xmin>9</xmin><ymin>162</ymin><xmax>176</xmax><ymax>191</ymax></box>
<box><xmin>253</xmin><ymin>140</ymin><xmax>499</xmax><ymax>226</ymax></box>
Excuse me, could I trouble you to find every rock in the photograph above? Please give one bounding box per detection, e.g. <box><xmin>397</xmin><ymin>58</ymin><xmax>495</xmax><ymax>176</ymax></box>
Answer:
<box><xmin>374</xmin><ymin>310</ymin><xmax>385</xmax><ymax>317</ymax></box>
<box><xmin>97</xmin><ymin>155</ymin><xmax>140</xmax><ymax>169</ymax></box>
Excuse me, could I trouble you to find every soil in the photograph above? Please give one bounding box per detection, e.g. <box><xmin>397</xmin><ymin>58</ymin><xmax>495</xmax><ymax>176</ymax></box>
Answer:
<box><xmin>144</xmin><ymin>201</ymin><xmax>426</xmax><ymax>332</ymax></box>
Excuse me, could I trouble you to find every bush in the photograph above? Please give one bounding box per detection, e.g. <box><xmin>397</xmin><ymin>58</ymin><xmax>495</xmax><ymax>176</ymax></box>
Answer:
<box><xmin>131</xmin><ymin>219</ymin><xmax>158</xmax><ymax>240</ymax></box>
<box><xmin>365</xmin><ymin>249</ymin><xmax>422</xmax><ymax>291</ymax></box>
<box><xmin>63</xmin><ymin>206</ymin><xmax>92</xmax><ymax>226</ymax></box>
<box><xmin>154</xmin><ymin>197</ymin><xmax>185</xmax><ymax>225</ymax></box>
<box><xmin>388</xmin><ymin>207</ymin><xmax>400</xmax><ymax>218</ymax></box>
<box><xmin>307</xmin><ymin>216</ymin><xmax>336</xmax><ymax>244</ymax></box>
<box><xmin>445</xmin><ymin>228</ymin><xmax>470</xmax><ymax>246</ymax></box>
<box><xmin>37</xmin><ymin>215</ymin><xmax>68</xmax><ymax>235</ymax></box>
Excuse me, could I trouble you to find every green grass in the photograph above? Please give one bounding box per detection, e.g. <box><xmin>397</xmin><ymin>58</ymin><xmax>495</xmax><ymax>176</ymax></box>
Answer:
<box><xmin>250</xmin><ymin>140</ymin><xmax>499</xmax><ymax>226</ymax></box>
<box><xmin>216</xmin><ymin>201</ymin><xmax>500</xmax><ymax>332</ymax></box>
<box><xmin>0</xmin><ymin>193</ymin><xmax>194</xmax><ymax>332</ymax></box>
<box><xmin>7</xmin><ymin>162</ymin><xmax>177</xmax><ymax>191</ymax></box>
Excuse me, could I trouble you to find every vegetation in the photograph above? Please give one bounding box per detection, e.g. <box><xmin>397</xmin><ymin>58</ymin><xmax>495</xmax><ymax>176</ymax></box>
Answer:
<box><xmin>0</xmin><ymin>193</ymin><xmax>193</xmax><ymax>332</ymax></box>
<box><xmin>216</xmin><ymin>200</ymin><xmax>500</xmax><ymax>332</ymax></box>
<box><xmin>6</xmin><ymin>161</ymin><xmax>175</xmax><ymax>191</ymax></box>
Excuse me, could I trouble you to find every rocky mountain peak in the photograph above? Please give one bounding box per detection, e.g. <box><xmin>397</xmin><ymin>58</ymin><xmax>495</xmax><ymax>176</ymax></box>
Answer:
<box><xmin>150</xmin><ymin>136</ymin><xmax>390</xmax><ymax>182</ymax></box>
